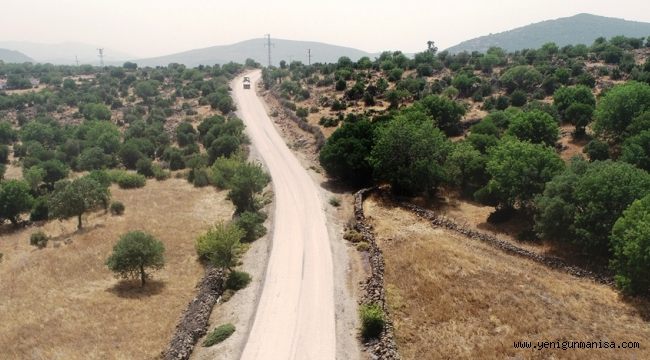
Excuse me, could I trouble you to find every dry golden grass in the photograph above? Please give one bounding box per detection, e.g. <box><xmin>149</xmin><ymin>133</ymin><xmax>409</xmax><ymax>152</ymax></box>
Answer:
<box><xmin>364</xmin><ymin>196</ymin><xmax>650</xmax><ymax>360</ymax></box>
<box><xmin>0</xmin><ymin>178</ymin><xmax>233</xmax><ymax>359</ymax></box>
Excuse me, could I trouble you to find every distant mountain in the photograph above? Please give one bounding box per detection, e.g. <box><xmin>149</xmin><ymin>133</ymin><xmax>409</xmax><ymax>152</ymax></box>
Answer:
<box><xmin>0</xmin><ymin>48</ymin><xmax>33</xmax><ymax>63</ymax></box>
<box><xmin>446</xmin><ymin>13</ymin><xmax>650</xmax><ymax>53</ymax></box>
<box><xmin>136</xmin><ymin>38</ymin><xmax>375</xmax><ymax>67</ymax></box>
<box><xmin>0</xmin><ymin>41</ymin><xmax>134</xmax><ymax>65</ymax></box>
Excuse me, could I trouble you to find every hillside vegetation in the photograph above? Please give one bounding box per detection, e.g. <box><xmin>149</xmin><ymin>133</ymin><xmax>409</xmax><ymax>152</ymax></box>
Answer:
<box><xmin>262</xmin><ymin>35</ymin><xmax>650</xmax><ymax>295</ymax></box>
<box><xmin>446</xmin><ymin>13</ymin><xmax>650</xmax><ymax>53</ymax></box>
<box><xmin>0</xmin><ymin>57</ymin><xmax>271</xmax><ymax>357</ymax></box>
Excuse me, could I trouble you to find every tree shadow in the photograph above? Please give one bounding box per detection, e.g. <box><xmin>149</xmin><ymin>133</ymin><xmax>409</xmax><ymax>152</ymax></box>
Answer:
<box><xmin>106</xmin><ymin>279</ymin><xmax>166</xmax><ymax>299</ymax></box>
<box><xmin>319</xmin><ymin>178</ymin><xmax>363</xmax><ymax>195</ymax></box>
<box><xmin>622</xmin><ymin>294</ymin><xmax>650</xmax><ymax>323</ymax></box>
<box><xmin>49</xmin><ymin>223</ymin><xmax>106</xmax><ymax>242</ymax></box>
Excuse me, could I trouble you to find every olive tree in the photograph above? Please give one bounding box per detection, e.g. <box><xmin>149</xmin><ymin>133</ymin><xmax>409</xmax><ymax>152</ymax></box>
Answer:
<box><xmin>478</xmin><ymin>138</ymin><xmax>564</xmax><ymax>210</ymax></box>
<box><xmin>0</xmin><ymin>180</ymin><xmax>34</xmax><ymax>227</ymax></box>
<box><xmin>106</xmin><ymin>231</ymin><xmax>165</xmax><ymax>287</ymax></box>
<box><xmin>594</xmin><ymin>81</ymin><xmax>650</xmax><ymax>143</ymax></box>
<box><xmin>610</xmin><ymin>194</ymin><xmax>650</xmax><ymax>295</ymax></box>
<box><xmin>535</xmin><ymin>160</ymin><xmax>650</xmax><ymax>254</ymax></box>
<box><xmin>370</xmin><ymin>114</ymin><xmax>451</xmax><ymax>196</ymax></box>
<box><xmin>49</xmin><ymin>176</ymin><xmax>110</xmax><ymax>229</ymax></box>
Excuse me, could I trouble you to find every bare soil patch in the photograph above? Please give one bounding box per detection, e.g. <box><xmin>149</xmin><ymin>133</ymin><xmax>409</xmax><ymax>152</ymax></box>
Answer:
<box><xmin>364</xmin><ymin>196</ymin><xmax>650</xmax><ymax>360</ymax></box>
<box><xmin>0</xmin><ymin>179</ymin><xmax>233</xmax><ymax>359</ymax></box>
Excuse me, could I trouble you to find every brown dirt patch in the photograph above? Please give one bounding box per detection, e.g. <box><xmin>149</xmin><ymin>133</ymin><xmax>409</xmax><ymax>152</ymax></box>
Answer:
<box><xmin>364</xmin><ymin>197</ymin><xmax>650</xmax><ymax>360</ymax></box>
<box><xmin>0</xmin><ymin>179</ymin><xmax>233</xmax><ymax>359</ymax></box>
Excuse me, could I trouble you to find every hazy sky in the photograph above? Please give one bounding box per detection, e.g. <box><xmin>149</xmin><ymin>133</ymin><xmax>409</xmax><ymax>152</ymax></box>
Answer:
<box><xmin>2</xmin><ymin>0</ymin><xmax>649</xmax><ymax>58</ymax></box>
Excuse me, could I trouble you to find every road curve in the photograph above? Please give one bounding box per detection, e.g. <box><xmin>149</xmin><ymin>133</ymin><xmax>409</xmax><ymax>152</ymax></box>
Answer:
<box><xmin>232</xmin><ymin>70</ymin><xmax>336</xmax><ymax>360</ymax></box>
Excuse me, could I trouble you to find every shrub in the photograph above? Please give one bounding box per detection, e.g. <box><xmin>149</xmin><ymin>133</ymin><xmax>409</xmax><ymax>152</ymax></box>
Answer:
<box><xmin>226</xmin><ymin>270</ymin><xmax>252</xmax><ymax>290</ymax></box>
<box><xmin>30</xmin><ymin>231</ymin><xmax>48</xmax><ymax>249</ymax></box>
<box><xmin>110</xmin><ymin>201</ymin><xmax>125</xmax><ymax>215</ymax></box>
<box><xmin>356</xmin><ymin>242</ymin><xmax>370</xmax><ymax>252</ymax></box>
<box><xmin>360</xmin><ymin>303</ymin><xmax>385</xmax><ymax>340</ymax></box>
<box><xmin>195</xmin><ymin>221</ymin><xmax>244</xmax><ymax>269</ymax></box>
<box><xmin>343</xmin><ymin>229</ymin><xmax>364</xmax><ymax>243</ymax></box>
<box><xmin>329</xmin><ymin>197</ymin><xmax>341</xmax><ymax>207</ymax></box>
<box><xmin>192</xmin><ymin>168</ymin><xmax>210</xmax><ymax>187</ymax></box>
<box><xmin>30</xmin><ymin>197</ymin><xmax>49</xmax><ymax>221</ymax></box>
<box><xmin>202</xmin><ymin>324</ymin><xmax>235</xmax><ymax>347</ymax></box>
<box><xmin>116</xmin><ymin>173</ymin><xmax>146</xmax><ymax>189</ymax></box>
<box><xmin>135</xmin><ymin>158</ymin><xmax>154</xmax><ymax>177</ymax></box>
<box><xmin>152</xmin><ymin>164</ymin><xmax>170</xmax><ymax>180</ymax></box>
<box><xmin>296</xmin><ymin>107</ymin><xmax>309</xmax><ymax>119</ymax></box>
<box><xmin>235</xmin><ymin>211</ymin><xmax>267</xmax><ymax>242</ymax></box>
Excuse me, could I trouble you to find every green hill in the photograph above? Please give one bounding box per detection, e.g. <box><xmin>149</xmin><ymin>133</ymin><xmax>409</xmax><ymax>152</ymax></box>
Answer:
<box><xmin>446</xmin><ymin>13</ymin><xmax>650</xmax><ymax>53</ymax></box>
<box><xmin>0</xmin><ymin>48</ymin><xmax>33</xmax><ymax>63</ymax></box>
<box><xmin>136</xmin><ymin>38</ymin><xmax>375</xmax><ymax>67</ymax></box>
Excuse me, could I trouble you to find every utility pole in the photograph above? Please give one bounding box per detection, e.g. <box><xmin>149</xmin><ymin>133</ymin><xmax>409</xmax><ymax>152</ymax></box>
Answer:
<box><xmin>75</xmin><ymin>55</ymin><xmax>79</xmax><ymax>67</ymax></box>
<box><xmin>97</xmin><ymin>48</ymin><xmax>104</xmax><ymax>67</ymax></box>
<box><xmin>308</xmin><ymin>48</ymin><xmax>311</xmax><ymax>65</ymax></box>
<box><xmin>264</xmin><ymin>34</ymin><xmax>274</xmax><ymax>67</ymax></box>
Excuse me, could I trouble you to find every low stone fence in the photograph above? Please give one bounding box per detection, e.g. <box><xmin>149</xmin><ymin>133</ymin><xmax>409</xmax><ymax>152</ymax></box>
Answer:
<box><xmin>395</xmin><ymin>199</ymin><xmax>614</xmax><ymax>285</ymax></box>
<box><xmin>270</xmin><ymin>90</ymin><xmax>326</xmax><ymax>150</ymax></box>
<box><xmin>162</xmin><ymin>267</ymin><xmax>227</xmax><ymax>360</ymax></box>
<box><xmin>353</xmin><ymin>187</ymin><xmax>400</xmax><ymax>360</ymax></box>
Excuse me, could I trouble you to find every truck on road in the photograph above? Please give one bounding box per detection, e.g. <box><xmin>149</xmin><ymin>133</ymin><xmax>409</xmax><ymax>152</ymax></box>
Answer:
<box><xmin>243</xmin><ymin>76</ymin><xmax>251</xmax><ymax>89</ymax></box>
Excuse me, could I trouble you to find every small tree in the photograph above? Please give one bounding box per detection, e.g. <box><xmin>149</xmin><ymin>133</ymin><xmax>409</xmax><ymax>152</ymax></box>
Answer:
<box><xmin>610</xmin><ymin>194</ymin><xmax>650</xmax><ymax>295</ymax></box>
<box><xmin>48</xmin><ymin>177</ymin><xmax>110</xmax><ymax>229</ymax></box>
<box><xmin>195</xmin><ymin>221</ymin><xmax>244</xmax><ymax>270</ymax></box>
<box><xmin>505</xmin><ymin>110</ymin><xmax>559</xmax><ymax>146</ymax></box>
<box><xmin>0</xmin><ymin>180</ymin><xmax>34</xmax><ymax>227</ymax></box>
<box><xmin>228</xmin><ymin>162</ymin><xmax>270</xmax><ymax>213</ymax></box>
<box><xmin>106</xmin><ymin>231</ymin><xmax>165</xmax><ymax>287</ymax></box>
<box><xmin>479</xmin><ymin>139</ymin><xmax>564</xmax><ymax>210</ymax></box>
<box><xmin>370</xmin><ymin>114</ymin><xmax>451</xmax><ymax>196</ymax></box>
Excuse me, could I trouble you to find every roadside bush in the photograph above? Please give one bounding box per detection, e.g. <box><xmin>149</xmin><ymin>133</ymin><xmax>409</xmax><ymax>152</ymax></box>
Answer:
<box><xmin>343</xmin><ymin>229</ymin><xmax>364</xmax><ymax>243</ymax></box>
<box><xmin>360</xmin><ymin>303</ymin><xmax>385</xmax><ymax>340</ymax></box>
<box><xmin>30</xmin><ymin>231</ymin><xmax>48</xmax><ymax>249</ymax></box>
<box><xmin>110</xmin><ymin>201</ymin><xmax>125</xmax><ymax>215</ymax></box>
<box><xmin>202</xmin><ymin>324</ymin><xmax>235</xmax><ymax>347</ymax></box>
<box><xmin>235</xmin><ymin>211</ymin><xmax>267</xmax><ymax>242</ymax></box>
<box><xmin>116</xmin><ymin>173</ymin><xmax>146</xmax><ymax>189</ymax></box>
<box><xmin>226</xmin><ymin>270</ymin><xmax>252</xmax><ymax>290</ymax></box>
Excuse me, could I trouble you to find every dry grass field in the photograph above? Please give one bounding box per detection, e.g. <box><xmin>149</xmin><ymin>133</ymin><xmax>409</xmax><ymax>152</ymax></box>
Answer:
<box><xmin>364</xmin><ymin>196</ymin><xmax>650</xmax><ymax>360</ymax></box>
<box><xmin>0</xmin><ymin>178</ymin><xmax>234</xmax><ymax>359</ymax></box>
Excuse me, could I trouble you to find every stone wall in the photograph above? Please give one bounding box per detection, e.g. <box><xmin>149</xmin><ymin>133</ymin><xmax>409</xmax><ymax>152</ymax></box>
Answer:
<box><xmin>395</xmin><ymin>199</ymin><xmax>614</xmax><ymax>286</ymax></box>
<box><xmin>162</xmin><ymin>267</ymin><xmax>227</xmax><ymax>360</ymax></box>
<box><xmin>270</xmin><ymin>90</ymin><xmax>326</xmax><ymax>150</ymax></box>
<box><xmin>353</xmin><ymin>187</ymin><xmax>400</xmax><ymax>360</ymax></box>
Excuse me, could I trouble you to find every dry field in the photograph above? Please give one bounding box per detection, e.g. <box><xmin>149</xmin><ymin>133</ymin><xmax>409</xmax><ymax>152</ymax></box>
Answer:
<box><xmin>0</xmin><ymin>178</ymin><xmax>234</xmax><ymax>359</ymax></box>
<box><xmin>364</xmin><ymin>195</ymin><xmax>650</xmax><ymax>360</ymax></box>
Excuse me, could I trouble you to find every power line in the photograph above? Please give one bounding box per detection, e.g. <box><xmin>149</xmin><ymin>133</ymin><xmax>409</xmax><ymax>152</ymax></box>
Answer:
<box><xmin>97</xmin><ymin>48</ymin><xmax>104</xmax><ymax>67</ymax></box>
<box><xmin>264</xmin><ymin>34</ymin><xmax>274</xmax><ymax>67</ymax></box>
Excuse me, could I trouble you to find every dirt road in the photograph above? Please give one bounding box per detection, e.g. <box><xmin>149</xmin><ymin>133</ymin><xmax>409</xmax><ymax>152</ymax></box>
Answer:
<box><xmin>232</xmin><ymin>70</ymin><xmax>336</xmax><ymax>360</ymax></box>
